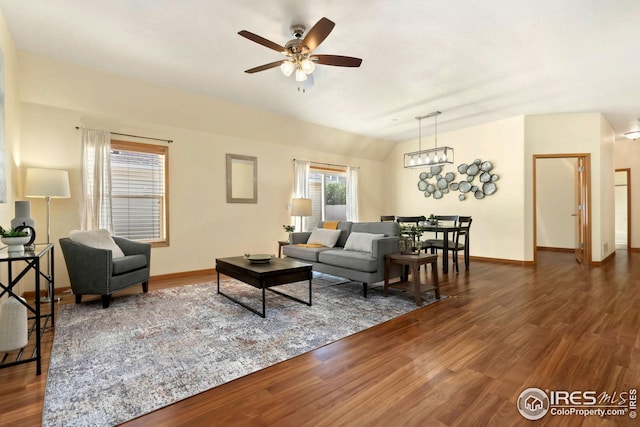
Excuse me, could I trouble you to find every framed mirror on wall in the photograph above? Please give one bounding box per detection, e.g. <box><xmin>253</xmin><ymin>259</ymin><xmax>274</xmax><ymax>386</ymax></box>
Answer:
<box><xmin>226</xmin><ymin>153</ymin><xmax>257</xmax><ymax>203</ymax></box>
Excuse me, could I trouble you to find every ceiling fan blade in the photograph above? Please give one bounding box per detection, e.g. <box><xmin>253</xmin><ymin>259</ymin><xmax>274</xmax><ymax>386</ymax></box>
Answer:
<box><xmin>313</xmin><ymin>54</ymin><xmax>362</xmax><ymax>67</ymax></box>
<box><xmin>302</xmin><ymin>17</ymin><xmax>335</xmax><ymax>52</ymax></box>
<box><xmin>244</xmin><ymin>61</ymin><xmax>283</xmax><ymax>74</ymax></box>
<box><xmin>238</xmin><ymin>30</ymin><xmax>285</xmax><ymax>53</ymax></box>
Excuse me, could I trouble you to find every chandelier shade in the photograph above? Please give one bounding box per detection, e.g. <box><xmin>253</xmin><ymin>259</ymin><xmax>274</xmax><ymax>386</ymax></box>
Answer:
<box><xmin>404</xmin><ymin>111</ymin><xmax>454</xmax><ymax>168</ymax></box>
<box><xmin>404</xmin><ymin>147</ymin><xmax>454</xmax><ymax>168</ymax></box>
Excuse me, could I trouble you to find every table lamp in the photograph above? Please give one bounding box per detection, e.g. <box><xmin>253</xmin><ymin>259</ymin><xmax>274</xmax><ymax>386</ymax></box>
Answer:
<box><xmin>290</xmin><ymin>198</ymin><xmax>312</xmax><ymax>232</ymax></box>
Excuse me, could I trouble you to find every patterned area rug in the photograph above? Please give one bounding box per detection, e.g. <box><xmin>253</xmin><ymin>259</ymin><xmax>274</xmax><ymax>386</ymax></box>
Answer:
<box><xmin>42</xmin><ymin>273</ymin><xmax>444</xmax><ymax>426</ymax></box>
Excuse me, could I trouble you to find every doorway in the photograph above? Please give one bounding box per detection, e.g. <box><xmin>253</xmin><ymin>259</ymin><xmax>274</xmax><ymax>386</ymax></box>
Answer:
<box><xmin>614</xmin><ymin>168</ymin><xmax>631</xmax><ymax>250</ymax></box>
<box><xmin>533</xmin><ymin>154</ymin><xmax>592</xmax><ymax>265</ymax></box>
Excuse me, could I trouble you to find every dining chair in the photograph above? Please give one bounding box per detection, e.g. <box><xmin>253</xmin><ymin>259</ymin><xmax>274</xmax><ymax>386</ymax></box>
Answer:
<box><xmin>423</xmin><ymin>215</ymin><xmax>459</xmax><ymax>247</ymax></box>
<box><xmin>380</xmin><ymin>215</ymin><xmax>396</xmax><ymax>222</ymax></box>
<box><xmin>430</xmin><ymin>216</ymin><xmax>472</xmax><ymax>272</ymax></box>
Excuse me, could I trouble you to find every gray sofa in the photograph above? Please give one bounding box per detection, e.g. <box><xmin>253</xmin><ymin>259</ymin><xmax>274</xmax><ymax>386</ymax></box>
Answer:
<box><xmin>282</xmin><ymin>221</ymin><xmax>402</xmax><ymax>297</ymax></box>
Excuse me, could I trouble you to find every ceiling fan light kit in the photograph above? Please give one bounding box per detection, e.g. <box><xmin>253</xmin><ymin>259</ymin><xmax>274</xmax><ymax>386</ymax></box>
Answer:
<box><xmin>239</xmin><ymin>17</ymin><xmax>362</xmax><ymax>86</ymax></box>
<box><xmin>404</xmin><ymin>111</ymin><xmax>455</xmax><ymax>169</ymax></box>
<box><xmin>624</xmin><ymin>131</ymin><xmax>640</xmax><ymax>140</ymax></box>
<box><xmin>624</xmin><ymin>119</ymin><xmax>640</xmax><ymax>140</ymax></box>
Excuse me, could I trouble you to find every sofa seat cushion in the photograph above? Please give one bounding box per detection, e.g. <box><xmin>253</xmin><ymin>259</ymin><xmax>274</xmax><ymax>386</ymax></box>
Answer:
<box><xmin>112</xmin><ymin>254</ymin><xmax>147</xmax><ymax>275</ymax></box>
<box><xmin>282</xmin><ymin>244</ymin><xmax>331</xmax><ymax>262</ymax></box>
<box><xmin>318</xmin><ymin>248</ymin><xmax>377</xmax><ymax>273</ymax></box>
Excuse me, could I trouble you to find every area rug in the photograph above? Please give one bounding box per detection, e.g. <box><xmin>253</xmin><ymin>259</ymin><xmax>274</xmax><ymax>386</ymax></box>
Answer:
<box><xmin>42</xmin><ymin>273</ymin><xmax>444</xmax><ymax>426</ymax></box>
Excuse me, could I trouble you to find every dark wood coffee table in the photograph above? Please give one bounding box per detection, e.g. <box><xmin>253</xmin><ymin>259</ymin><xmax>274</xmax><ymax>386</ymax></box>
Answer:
<box><xmin>216</xmin><ymin>256</ymin><xmax>313</xmax><ymax>317</ymax></box>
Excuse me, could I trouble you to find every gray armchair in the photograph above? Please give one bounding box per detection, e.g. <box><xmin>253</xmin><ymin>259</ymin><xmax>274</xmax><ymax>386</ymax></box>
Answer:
<box><xmin>59</xmin><ymin>236</ymin><xmax>151</xmax><ymax>308</ymax></box>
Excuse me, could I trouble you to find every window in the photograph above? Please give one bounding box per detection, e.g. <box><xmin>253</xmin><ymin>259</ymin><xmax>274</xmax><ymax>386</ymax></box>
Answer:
<box><xmin>307</xmin><ymin>166</ymin><xmax>347</xmax><ymax>230</ymax></box>
<box><xmin>110</xmin><ymin>140</ymin><xmax>168</xmax><ymax>246</ymax></box>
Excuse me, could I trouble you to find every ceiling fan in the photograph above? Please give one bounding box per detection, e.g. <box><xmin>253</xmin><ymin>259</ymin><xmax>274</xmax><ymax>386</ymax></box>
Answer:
<box><xmin>238</xmin><ymin>17</ymin><xmax>362</xmax><ymax>83</ymax></box>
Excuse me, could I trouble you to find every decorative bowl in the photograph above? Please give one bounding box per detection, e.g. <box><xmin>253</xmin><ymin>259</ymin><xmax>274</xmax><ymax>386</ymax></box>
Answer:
<box><xmin>243</xmin><ymin>254</ymin><xmax>275</xmax><ymax>264</ymax></box>
<box><xmin>1</xmin><ymin>236</ymin><xmax>30</xmax><ymax>253</ymax></box>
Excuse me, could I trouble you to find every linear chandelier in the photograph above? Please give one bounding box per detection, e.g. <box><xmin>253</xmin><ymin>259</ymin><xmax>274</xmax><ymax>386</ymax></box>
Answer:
<box><xmin>404</xmin><ymin>111</ymin><xmax>454</xmax><ymax>168</ymax></box>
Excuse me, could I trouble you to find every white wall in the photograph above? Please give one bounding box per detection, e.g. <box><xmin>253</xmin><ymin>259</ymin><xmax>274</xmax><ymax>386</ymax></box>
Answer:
<box><xmin>536</xmin><ymin>158</ymin><xmax>576</xmax><ymax>249</ymax></box>
<box><xmin>614</xmin><ymin>170</ymin><xmax>628</xmax><ymax>246</ymax></box>
<box><xmin>385</xmin><ymin>116</ymin><xmax>527</xmax><ymax>261</ymax></box>
<box><xmin>599</xmin><ymin>115</ymin><xmax>616</xmax><ymax>258</ymax></box>
<box><xmin>0</xmin><ymin>10</ymin><xmax>21</xmax><ymax>294</ymax></box>
<box><xmin>524</xmin><ymin>113</ymin><xmax>615</xmax><ymax>262</ymax></box>
<box><xmin>385</xmin><ymin>113</ymin><xmax>616</xmax><ymax>263</ymax></box>
<box><xmin>16</xmin><ymin>53</ymin><xmax>391</xmax><ymax>291</ymax></box>
<box><xmin>615</xmin><ymin>140</ymin><xmax>640</xmax><ymax>249</ymax></box>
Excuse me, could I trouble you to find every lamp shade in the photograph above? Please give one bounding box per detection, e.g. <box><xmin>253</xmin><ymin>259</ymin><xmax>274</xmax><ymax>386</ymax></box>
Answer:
<box><xmin>25</xmin><ymin>168</ymin><xmax>70</xmax><ymax>198</ymax></box>
<box><xmin>291</xmin><ymin>198</ymin><xmax>312</xmax><ymax>217</ymax></box>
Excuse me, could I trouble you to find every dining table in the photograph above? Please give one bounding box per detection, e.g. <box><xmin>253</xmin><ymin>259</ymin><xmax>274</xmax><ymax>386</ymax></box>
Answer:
<box><xmin>400</xmin><ymin>223</ymin><xmax>461</xmax><ymax>274</ymax></box>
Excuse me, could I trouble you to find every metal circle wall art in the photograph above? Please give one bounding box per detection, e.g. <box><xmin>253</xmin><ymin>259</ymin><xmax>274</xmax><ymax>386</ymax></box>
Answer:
<box><xmin>416</xmin><ymin>157</ymin><xmax>500</xmax><ymax>201</ymax></box>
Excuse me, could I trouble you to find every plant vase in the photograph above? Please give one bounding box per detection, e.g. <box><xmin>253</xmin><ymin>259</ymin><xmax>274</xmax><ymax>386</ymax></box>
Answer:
<box><xmin>1</xmin><ymin>236</ymin><xmax>30</xmax><ymax>254</ymax></box>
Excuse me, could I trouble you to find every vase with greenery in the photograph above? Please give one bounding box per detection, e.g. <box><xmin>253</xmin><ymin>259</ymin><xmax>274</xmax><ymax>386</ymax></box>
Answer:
<box><xmin>0</xmin><ymin>226</ymin><xmax>30</xmax><ymax>253</ymax></box>
<box><xmin>282</xmin><ymin>225</ymin><xmax>295</xmax><ymax>243</ymax></box>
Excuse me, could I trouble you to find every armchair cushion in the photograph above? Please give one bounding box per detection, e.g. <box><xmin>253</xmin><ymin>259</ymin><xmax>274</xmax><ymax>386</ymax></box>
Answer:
<box><xmin>112</xmin><ymin>254</ymin><xmax>147</xmax><ymax>275</ymax></box>
<box><xmin>69</xmin><ymin>229</ymin><xmax>125</xmax><ymax>258</ymax></box>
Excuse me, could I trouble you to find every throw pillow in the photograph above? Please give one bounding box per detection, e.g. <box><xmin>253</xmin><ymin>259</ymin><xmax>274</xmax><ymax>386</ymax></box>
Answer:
<box><xmin>343</xmin><ymin>232</ymin><xmax>385</xmax><ymax>253</ymax></box>
<box><xmin>306</xmin><ymin>228</ymin><xmax>341</xmax><ymax>248</ymax></box>
<box><xmin>322</xmin><ymin>221</ymin><xmax>340</xmax><ymax>229</ymax></box>
<box><xmin>68</xmin><ymin>229</ymin><xmax>126</xmax><ymax>258</ymax></box>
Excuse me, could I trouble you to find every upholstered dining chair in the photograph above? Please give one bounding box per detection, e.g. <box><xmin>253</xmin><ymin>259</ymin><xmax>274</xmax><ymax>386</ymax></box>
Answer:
<box><xmin>423</xmin><ymin>215</ymin><xmax>459</xmax><ymax>247</ymax></box>
<box><xmin>429</xmin><ymin>216</ymin><xmax>472</xmax><ymax>272</ymax></box>
<box><xmin>59</xmin><ymin>230</ymin><xmax>151</xmax><ymax>308</ymax></box>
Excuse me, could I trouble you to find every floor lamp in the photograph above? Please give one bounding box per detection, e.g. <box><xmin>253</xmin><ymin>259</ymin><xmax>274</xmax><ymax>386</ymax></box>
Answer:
<box><xmin>25</xmin><ymin>168</ymin><xmax>71</xmax><ymax>303</ymax></box>
<box><xmin>290</xmin><ymin>198</ymin><xmax>312</xmax><ymax>232</ymax></box>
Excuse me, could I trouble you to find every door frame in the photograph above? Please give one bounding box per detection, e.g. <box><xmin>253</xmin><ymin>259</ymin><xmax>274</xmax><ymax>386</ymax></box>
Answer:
<box><xmin>533</xmin><ymin>153</ymin><xmax>592</xmax><ymax>265</ymax></box>
<box><xmin>615</xmin><ymin>168</ymin><xmax>631</xmax><ymax>250</ymax></box>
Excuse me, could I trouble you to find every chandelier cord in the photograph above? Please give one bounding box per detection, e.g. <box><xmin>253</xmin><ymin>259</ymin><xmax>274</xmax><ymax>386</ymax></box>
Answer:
<box><xmin>434</xmin><ymin>113</ymin><xmax>438</xmax><ymax>149</ymax></box>
<box><xmin>418</xmin><ymin>117</ymin><xmax>422</xmax><ymax>152</ymax></box>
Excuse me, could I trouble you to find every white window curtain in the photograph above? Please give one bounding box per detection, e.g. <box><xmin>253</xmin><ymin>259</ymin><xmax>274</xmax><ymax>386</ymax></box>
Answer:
<box><xmin>293</xmin><ymin>159</ymin><xmax>310</xmax><ymax>231</ymax></box>
<box><xmin>346</xmin><ymin>166</ymin><xmax>359</xmax><ymax>221</ymax></box>
<box><xmin>81</xmin><ymin>128</ymin><xmax>113</xmax><ymax>231</ymax></box>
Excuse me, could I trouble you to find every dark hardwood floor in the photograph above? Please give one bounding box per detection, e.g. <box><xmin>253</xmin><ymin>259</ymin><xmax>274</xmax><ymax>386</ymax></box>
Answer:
<box><xmin>1</xmin><ymin>251</ymin><xmax>638</xmax><ymax>426</ymax></box>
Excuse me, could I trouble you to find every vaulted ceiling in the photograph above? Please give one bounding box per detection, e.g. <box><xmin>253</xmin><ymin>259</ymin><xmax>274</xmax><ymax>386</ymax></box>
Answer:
<box><xmin>1</xmin><ymin>0</ymin><xmax>639</xmax><ymax>143</ymax></box>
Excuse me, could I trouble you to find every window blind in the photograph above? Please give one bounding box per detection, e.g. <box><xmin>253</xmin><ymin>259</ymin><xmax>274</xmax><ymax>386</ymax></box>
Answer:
<box><xmin>111</xmin><ymin>147</ymin><xmax>166</xmax><ymax>242</ymax></box>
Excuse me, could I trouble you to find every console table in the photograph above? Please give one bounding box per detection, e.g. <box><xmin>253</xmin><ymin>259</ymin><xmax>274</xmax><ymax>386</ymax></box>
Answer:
<box><xmin>0</xmin><ymin>244</ymin><xmax>55</xmax><ymax>375</ymax></box>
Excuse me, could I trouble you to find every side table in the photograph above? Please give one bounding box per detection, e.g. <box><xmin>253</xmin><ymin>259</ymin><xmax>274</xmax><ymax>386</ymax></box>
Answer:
<box><xmin>0</xmin><ymin>244</ymin><xmax>55</xmax><ymax>375</ymax></box>
<box><xmin>384</xmin><ymin>252</ymin><xmax>439</xmax><ymax>306</ymax></box>
<box><xmin>277</xmin><ymin>240</ymin><xmax>289</xmax><ymax>258</ymax></box>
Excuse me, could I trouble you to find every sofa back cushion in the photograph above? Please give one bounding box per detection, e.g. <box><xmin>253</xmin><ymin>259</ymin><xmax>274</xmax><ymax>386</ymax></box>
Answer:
<box><xmin>317</xmin><ymin>221</ymin><xmax>352</xmax><ymax>247</ymax></box>
<box><xmin>351</xmin><ymin>222</ymin><xmax>399</xmax><ymax>237</ymax></box>
<box><xmin>344</xmin><ymin>232</ymin><xmax>385</xmax><ymax>253</ymax></box>
<box><xmin>306</xmin><ymin>228</ymin><xmax>341</xmax><ymax>248</ymax></box>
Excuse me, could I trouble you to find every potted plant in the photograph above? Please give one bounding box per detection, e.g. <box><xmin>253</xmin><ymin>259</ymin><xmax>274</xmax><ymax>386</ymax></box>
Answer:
<box><xmin>428</xmin><ymin>214</ymin><xmax>438</xmax><ymax>226</ymax></box>
<box><xmin>0</xmin><ymin>226</ymin><xmax>30</xmax><ymax>253</ymax></box>
<box><xmin>282</xmin><ymin>225</ymin><xmax>295</xmax><ymax>243</ymax></box>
